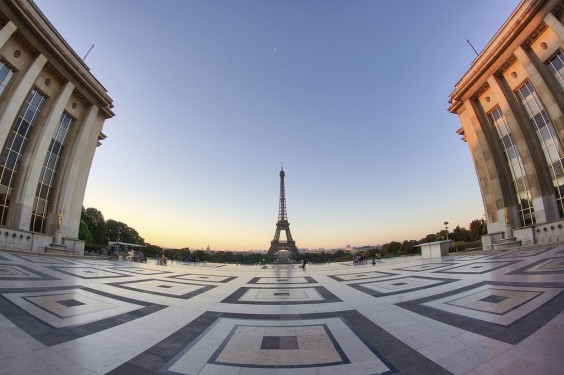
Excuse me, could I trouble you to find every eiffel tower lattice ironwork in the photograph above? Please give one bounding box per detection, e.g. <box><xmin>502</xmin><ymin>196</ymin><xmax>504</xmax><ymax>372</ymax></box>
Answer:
<box><xmin>266</xmin><ymin>167</ymin><xmax>300</xmax><ymax>261</ymax></box>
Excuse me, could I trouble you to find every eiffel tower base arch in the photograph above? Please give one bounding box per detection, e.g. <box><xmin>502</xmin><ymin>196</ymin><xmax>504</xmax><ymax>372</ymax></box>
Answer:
<box><xmin>266</xmin><ymin>240</ymin><xmax>300</xmax><ymax>262</ymax></box>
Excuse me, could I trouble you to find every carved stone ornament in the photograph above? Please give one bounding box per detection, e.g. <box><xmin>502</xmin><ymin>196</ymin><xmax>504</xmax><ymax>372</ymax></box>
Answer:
<box><xmin>540</xmin><ymin>42</ymin><xmax>547</xmax><ymax>50</ymax></box>
<box><xmin>45</xmin><ymin>78</ymin><xmax>51</xmax><ymax>86</ymax></box>
<box><xmin>14</xmin><ymin>50</ymin><xmax>21</xmax><ymax>57</ymax></box>
<box><xmin>72</xmin><ymin>102</ymin><xmax>77</xmax><ymax>109</ymax></box>
<box><xmin>511</xmin><ymin>72</ymin><xmax>517</xmax><ymax>78</ymax></box>
<box><xmin>485</xmin><ymin>96</ymin><xmax>491</xmax><ymax>103</ymax></box>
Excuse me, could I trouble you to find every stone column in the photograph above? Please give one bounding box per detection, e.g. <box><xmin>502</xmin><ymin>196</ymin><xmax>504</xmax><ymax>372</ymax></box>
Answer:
<box><xmin>457</xmin><ymin>99</ymin><xmax>507</xmax><ymax>234</ymax></box>
<box><xmin>0</xmin><ymin>54</ymin><xmax>47</xmax><ymax>152</ymax></box>
<box><xmin>544</xmin><ymin>12</ymin><xmax>564</xmax><ymax>47</ymax></box>
<box><xmin>0</xmin><ymin>21</ymin><xmax>16</xmax><ymax>49</ymax></box>
<box><xmin>10</xmin><ymin>81</ymin><xmax>75</xmax><ymax>230</ymax></box>
<box><xmin>55</xmin><ymin>104</ymin><xmax>100</xmax><ymax>239</ymax></box>
<box><xmin>487</xmin><ymin>75</ymin><xmax>557</xmax><ymax>223</ymax></box>
<box><xmin>515</xmin><ymin>46</ymin><xmax>564</xmax><ymax>140</ymax></box>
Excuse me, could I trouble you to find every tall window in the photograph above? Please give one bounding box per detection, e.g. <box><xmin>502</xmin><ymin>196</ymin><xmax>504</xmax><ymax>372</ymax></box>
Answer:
<box><xmin>30</xmin><ymin>113</ymin><xmax>73</xmax><ymax>233</ymax></box>
<box><xmin>489</xmin><ymin>108</ymin><xmax>535</xmax><ymax>226</ymax></box>
<box><xmin>0</xmin><ymin>90</ymin><xmax>46</xmax><ymax>225</ymax></box>
<box><xmin>0</xmin><ymin>60</ymin><xmax>14</xmax><ymax>97</ymax></box>
<box><xmin>547</xmin><ymin>51</ymin><xmax>564</xmax><ymax>90</ymax></box>
<box><xmin>515</xmin><ymin>81</ymin><xmax>564</xmax><ymax>217</ymax></box>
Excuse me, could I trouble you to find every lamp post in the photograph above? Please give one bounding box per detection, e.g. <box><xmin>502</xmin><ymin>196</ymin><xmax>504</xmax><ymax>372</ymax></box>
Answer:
<box><xmin>444</xmin><ymin>221</ymin><xmax>449</xmax><ymax>240</ymax></box>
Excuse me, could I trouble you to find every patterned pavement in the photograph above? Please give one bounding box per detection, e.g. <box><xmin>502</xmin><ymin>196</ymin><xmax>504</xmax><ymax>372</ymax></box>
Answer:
<box><xmin>0</xmin><ymin>245</ymin><xmax>563</xmax><ymax>374</ymax></box>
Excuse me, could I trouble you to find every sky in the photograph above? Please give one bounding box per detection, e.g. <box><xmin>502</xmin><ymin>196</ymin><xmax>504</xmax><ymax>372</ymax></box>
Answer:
<box><xmin>35</xmin><ymin>0</ymin><xmax>520</xmax><ymax>251</ymax></box>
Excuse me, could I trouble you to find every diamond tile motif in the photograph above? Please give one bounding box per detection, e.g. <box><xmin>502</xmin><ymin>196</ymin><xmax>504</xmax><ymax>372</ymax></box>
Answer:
<box><xmin>397</xmin><ymin>281</ymin><xmax>564</xmax><ymax>344</ymax></box>
<box><xmin>490</xmin><ymin>247</ymin><xmax>555</xmax><ymax>259</ymax></box>
<box><xmin>508</xmin><ymin>257</ymin><xmax>564</xmax><ymax>275</ymax></box>
<box><xmin>260</xmin><ymin>335</ymin><xmax>299</xmax><ymax>350</ymax></box>
<box><xmin>1</xmin><ymin>248</ymin><xmax>563</xmax><ymax>374</ymax></box>
<box><xmin>348</xmin><ymin>276</ymin><xmax>457</xmax><ymax>297</ymax></box>
<box><xmin>0</xmin><ymin>264</ymin><xmax>58</xmax><ymax>280</ymax></box>
<box><xmin>480</xmin><ymin>295</ymin><xmax>509</xmax><ymax>304</ymax></box>
<box><xmin>108</xmin><ymin>311</ymin><xmax>448</xmax><ymax>374</ymax></box>
<box><xmin>12</xmin><ymin>255</ymin><xmax>74</xmax><ymax>264</ymax></box>
<box><xmin>393</xmin><ymin>263</ymin><xmax>455</xmax><ymax>272</ymax></box>
<box><xmin>327</xmin><ymin>271</ymin><xmax>396</xmax><ymax>282</ymax></box>
<box><xmin>168</xmin><ymin>273</ymin><xmax>237</xmax><ymax>283</ymax></box>
<box><xmin>247</xmin><ymin>276</ymin><xmax>317</xmax><ymax>284</ymax></box>
<box><xmin>46</xmin><ymin>266</ymin><xmax>127</xmax><ymax>279</ymax></box>
<box><xmin>433</xmin><ymin>261</ymin><xmax>518</xmax><ymax>274</ymax></box>
<box><xmin>56</xmin><ymin>298</ymin><xmax>85</xmax><ymax>307</ymax></box>
<box><xmin>106</xmin><ymin>267</ymin><xmax>172</xmax><ymax>276</ymax></box>
<box><xmin>109</xmin><ymin>279</ymin><xmax>216</xmax><ymax>299</ymax></box>
<box><xmin>0</xmin><ymin>286</ymin><xmax>165</xmax><ymax>346</ymax></box>
<box><xmin>221</xmin><ymin>286</ymin><xmax>341</xmax><ymax>304</ymax></box>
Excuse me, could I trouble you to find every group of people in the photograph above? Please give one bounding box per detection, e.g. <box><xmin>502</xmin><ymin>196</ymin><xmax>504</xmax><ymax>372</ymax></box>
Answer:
<box><xmin>156</xmin><ymin>255</ymin><xmax>168</xmax><ymax>266</ymax></box>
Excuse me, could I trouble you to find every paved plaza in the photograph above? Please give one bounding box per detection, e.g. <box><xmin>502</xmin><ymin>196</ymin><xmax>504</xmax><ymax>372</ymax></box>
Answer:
<box><xmin>0</xmin><ymin>246</ymin><xmax>563</xmax><ymax>374</ymax></box>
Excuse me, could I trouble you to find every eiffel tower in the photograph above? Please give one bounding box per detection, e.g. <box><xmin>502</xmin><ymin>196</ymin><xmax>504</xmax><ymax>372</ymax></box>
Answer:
<box><xmin>266</xmin><ymin>167</ymin><xmax>300</xmax><ymax>262</ymax></box>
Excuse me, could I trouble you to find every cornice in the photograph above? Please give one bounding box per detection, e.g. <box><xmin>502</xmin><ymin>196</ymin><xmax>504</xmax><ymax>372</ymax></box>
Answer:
<box><xmin>448</xmin><ymin>0</ymin><xmax>558</xmax><ymax>113</ymax></box>
<box><xmin>1</xmin><ymin>0</ymin><xmax>114</xmax><ymax>118</ymax></box>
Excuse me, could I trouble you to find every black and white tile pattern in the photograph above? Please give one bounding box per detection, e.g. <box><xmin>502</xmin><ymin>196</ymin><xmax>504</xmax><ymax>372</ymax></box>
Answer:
<box><xmin>0</xmin><ymin>247</ymin><xmax>563</xmax><ymax>374</ymax></box>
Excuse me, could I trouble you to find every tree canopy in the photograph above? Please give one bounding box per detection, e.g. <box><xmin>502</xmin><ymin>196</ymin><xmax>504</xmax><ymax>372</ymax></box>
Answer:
<box><xmin>82</xmin><ymin>207</ymin><xmax>107</xmax><ymax>244</ymax></box>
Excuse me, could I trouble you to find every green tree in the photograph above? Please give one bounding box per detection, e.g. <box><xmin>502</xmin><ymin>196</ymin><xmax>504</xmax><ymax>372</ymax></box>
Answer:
<box><xmin>78</xmin><ymin>219</ymin><xmax>93</xmax><ymax>243</ymax></box>
<box><xmin>143</xmin><ymin>243</ymin><xmax>162</xmax><ymax>258</ymax></box>
<box><xmin>451</xmin><ymin>225</ymin><xmax>472</xmax><ymax>242</ymax></box>
<box><xmin>469</xmin><ymin>219</ymin><xmax>487</xmax><ymax>241</ymax></box>
<box><xmin>211</xmin><ymin>251</ymin><xmax>226</xmax><ymax>262</ymax></box>
<box><xmin>82</xmin><ymin>207</ymin><xmax>107</xmax><ymax>244</ymax></box>
<box><xmin>422</xmin><ymin>233</ymin><xmax>439</xmax><ymax>243</ymax></box>
<box><xmin>362</xmin><ymin>248</ymin><xmax>377</xmax><ymax>259</ymax></box>
<box><xmin>399</xmin><ymin>240</ymin><xmax>417</xmax><ymax>255</ymax></box>
<box><xmin>380</xmin><ymin>241</ymin><xmax>401</xmax><ymax>256</ymax></box>
<box><xmin>106</xmin><ymin>219</ymin><xmax>144</xmax><ymax>244</ymax></box>
<box><xmin>331</xmin><ymin>250</ymin><xmax>351</xmax><ymax>261</ymax></box>
<box><xmin>191</xmin><ymin>249</ymin><xmax>207</xmax><ymax>261</ymax></box>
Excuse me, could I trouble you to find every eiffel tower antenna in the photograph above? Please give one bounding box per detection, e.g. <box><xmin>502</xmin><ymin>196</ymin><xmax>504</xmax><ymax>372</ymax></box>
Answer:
<box><xmin>266</xmin><ymin>167</ymin><xmax>300</xmax><ymax>262</ymax></box>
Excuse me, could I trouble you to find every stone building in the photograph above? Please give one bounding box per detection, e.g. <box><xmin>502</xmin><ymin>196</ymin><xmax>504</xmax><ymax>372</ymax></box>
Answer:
<box><xmin>0</xmin><ymin>0</ymin><xmax>114</xmax><ymax>254</ymax></box>
<box><xmin>449</xmin><ymin>0</ymin><xmax>564</xmax><ymax>249</ymax></box>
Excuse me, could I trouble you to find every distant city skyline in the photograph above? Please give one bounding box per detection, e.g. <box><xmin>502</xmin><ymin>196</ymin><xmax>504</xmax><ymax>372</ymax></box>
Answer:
<box><xmin>35</xmin><ymin>0</ymin><xmax>520</xmax><ymax>250</ymax></box>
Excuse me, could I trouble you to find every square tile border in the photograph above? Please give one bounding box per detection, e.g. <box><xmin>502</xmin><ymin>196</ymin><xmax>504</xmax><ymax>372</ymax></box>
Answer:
<box><xmin>348</xmin><ymin>276</ymin><xmax>458</xmax><ymax>297</ymax></box>
<box><xmin>221</xmin><ymin>286</ymin><xmax>341</xmax><ymax>305</ymax></box>
<box><xmin>0</xmin><ymin>263</ymin><xmax>59</xmax><ymax>281</ymax></box>
<box><xmin>247</xmin><ymin>276</ymin><xmax>317</xmax><ymax>285</ymax></box>
<box><xmin>108</xmin><ymin>278</ymin><xmax>216</xmax><ymax>299</ymax></box>
<box><xmin>327</xmin><ymin>271</ymin><xmax>397</xmax><ymax>282</ymax></box>
<box><xmin>167</xmin><ymin>273</ymin><xmax>237</xmax><ymax>283</ymax></box>
<box><xmin>397</xmin><ymin>281</ymin><xmax>564</xmax><ymax>344</ymax></box>
<box><xmin>107</xmin><ymin>310</ymin><xmax>451</xmax><ymax>374</ymax></box>
<box><xmin>0</xmin><ymin>285</ymin><xmax>166</xmax><ymax>346</ymax></box>
<box><xmin>507</xmin><ymin>257</ymin><xmax>564</xmax><ymax>275</ymax></box>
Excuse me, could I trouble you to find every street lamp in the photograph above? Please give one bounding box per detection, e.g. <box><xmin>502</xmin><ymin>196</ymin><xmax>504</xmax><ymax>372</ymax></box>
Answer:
<box><xmin>444</xmin><ymin>221</ymin><xmax>449</xmax><ymax>240</ymax></box>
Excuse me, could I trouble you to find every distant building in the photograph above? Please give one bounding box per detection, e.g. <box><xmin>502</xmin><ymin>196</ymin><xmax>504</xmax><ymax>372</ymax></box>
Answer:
<box><xmin>449</xmin><ymin>0</ymin><xmax>564</xmax><ymax>249</ymax></box>
<box><xmin>0</xmin><ymin>0</ymin><xmax>114</xmax><ymax>254</ymax></box>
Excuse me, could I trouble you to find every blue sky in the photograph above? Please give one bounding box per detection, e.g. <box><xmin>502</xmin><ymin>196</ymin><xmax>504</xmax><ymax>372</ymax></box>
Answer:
<box><xmin>36</xmin><ymin>0</ymin><xmax>520</xmax><ymax>250</ymax></box>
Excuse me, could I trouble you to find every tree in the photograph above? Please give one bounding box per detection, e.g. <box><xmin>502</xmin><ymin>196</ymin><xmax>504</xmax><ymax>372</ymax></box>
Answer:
<box><xmin>191</xmin><ymin>249</ymin><xmax>207</xmax><ymax>261</ymax></box>
<box><xmin>82</xmin><ymin>207</ymin><xmax>107</xmax><ymax>244</ymax></box>
<box><xmin>451</xmin><ymin>225</ymin><xmax>471</xmax><ymax>242</ymax></box>
<box><xmin>143</xmin><ymin>243</ymin><xmax>162</xmax><ymax>258</ymax></box>
<box><xmin>469</xmin><ymin>219</ymin><xmax>487</xmax><ymax>241</ymax></box>
<box><xmin>78</xmin><ymin>220</ymin><xmax>93</xmax><ymax>243</ymax></box>
<box><xmin>380</xmin><ymin>241</ymin><xmax>401</xmax><ymax>256</ymax></box>
<box><xmin>422</xmin><ymin>233</ymin><xmax>439</xmax><ymax>243</ymax></box>
<box><xmin>362</xmin><ymin>248</ymin><xmax>377</xmax><ymax>259</ymax></box>
<box><xmin>399</xmin><ymin>240</ymin><xmax>417</xmax><ymax>255</ymax></box>
<box><xmin>106</xmin><ymin>219</ymin><xmax>144</xmax><ymax>244</ymax></box>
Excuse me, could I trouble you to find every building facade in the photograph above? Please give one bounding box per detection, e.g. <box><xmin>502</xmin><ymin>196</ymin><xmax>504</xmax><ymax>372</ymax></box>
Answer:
<box><xmin>0</xmin><ymin>0</ymin><xmax>114</xmax><ymax>254</ymax></box>
<box><xmin>449</xmin><ymin>0</ymin><xmax>564</xmax><ymax>249</ymax></box>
